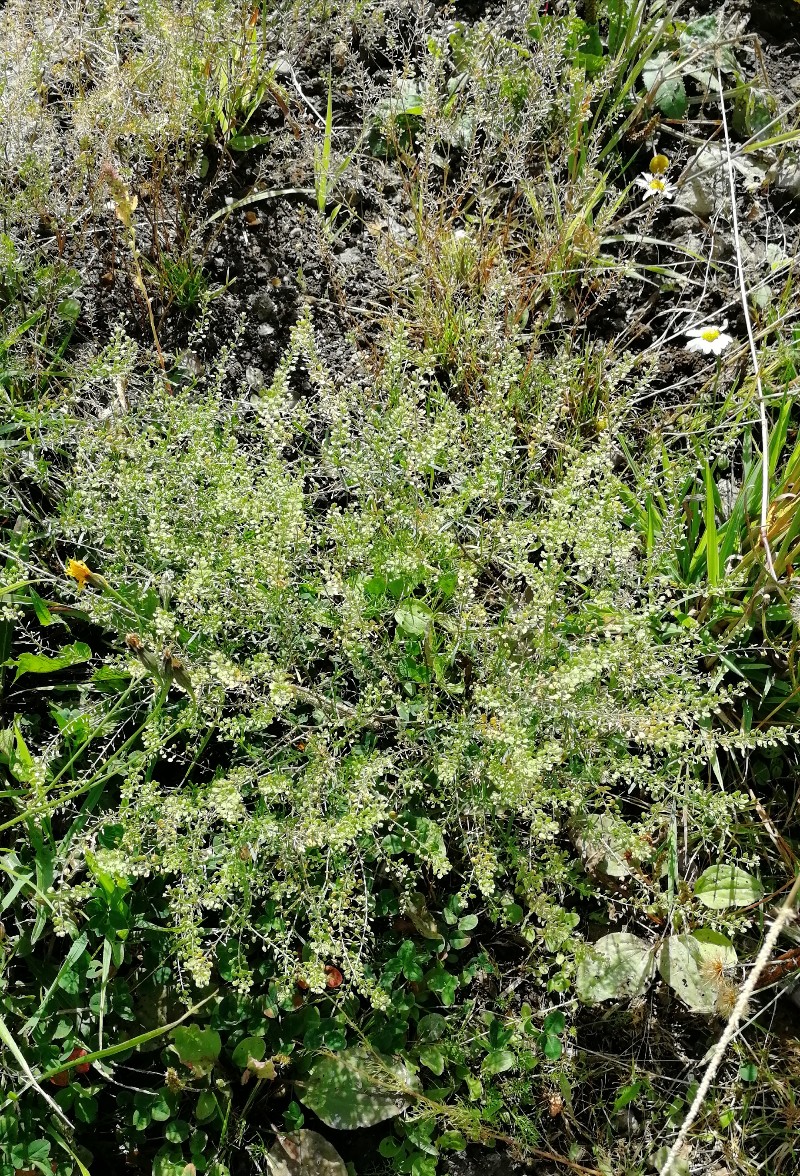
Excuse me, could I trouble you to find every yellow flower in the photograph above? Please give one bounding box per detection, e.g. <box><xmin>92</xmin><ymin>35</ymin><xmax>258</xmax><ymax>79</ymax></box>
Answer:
<box><xmin>65</xmin><ymin>558</ymin><xmax>92</xmax><ymax>589</ymax></box>
<box><xmin>649</xmin><ymin>153</ymin><xmax>670</xmax><ymax>175</ymax></box>
<box><xmin>65</xmin><ymin>558</ymin><xmax>109</xmax><ymax>591</ymax></box>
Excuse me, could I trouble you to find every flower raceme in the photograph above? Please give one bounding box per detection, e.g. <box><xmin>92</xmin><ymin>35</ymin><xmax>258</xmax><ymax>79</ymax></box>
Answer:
<box><xmin>684</xmin><ymin>320</ymin><xmax>734</xmax><ymax>356</ymax></box>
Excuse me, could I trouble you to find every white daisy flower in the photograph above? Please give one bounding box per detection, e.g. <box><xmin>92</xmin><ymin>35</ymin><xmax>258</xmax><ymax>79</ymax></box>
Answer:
<box><xmin>684</xmin><ymin>319</ymin><xmax>734</xmax><ymax>356</ymax></box>
<box><xmin>635</xmin><ymin>172</ymin><xmax>676</xmax><ymax>200</ymax></box>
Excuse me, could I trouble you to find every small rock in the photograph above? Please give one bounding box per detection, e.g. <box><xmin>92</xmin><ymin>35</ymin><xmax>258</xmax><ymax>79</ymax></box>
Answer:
<box><xmin>679</xmin><ymin>144</ymin><xmax>770</xmax><ymax>217</ymax></box>
<box><xmin>252</xmin><ymin>291</ymin><xmax>278</xmax><ymax>323</ymax></box>
<box><xmin>257</xmin><ymin>324</ymin><xmax>276</xmax><ymax>338</ymax></box>
<box><xmin>774</xmin><ymin>157</ymin><xmax>800</xmax><ymax>199</ymax></box>
<box><xmin>678</xmin><ymin>147</ymin><xmax>728</xmax><ymax>217</ymax></box>
<box><xmin>336</xmin><ymin>246</ymin><xmax>363</xmax><ymax>267</ymax></box>
<box><xmin>271</xmin><ymin>53</ymin><xmax>292</xmax><ymax>78</ymax></box>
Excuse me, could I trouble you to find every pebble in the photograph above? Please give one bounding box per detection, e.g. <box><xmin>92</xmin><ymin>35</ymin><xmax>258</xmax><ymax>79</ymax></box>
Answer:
<box><xmin>252</xmin><ymin>291</ymin><xmax>278</xmax><ymax>323</ymax></box>
<box><xmin>774</xmin><ymin>157</ymin><xmax>800</xmax><ymax>198</ymax></box>
<box><xmin>336</xmin><ymin>246</ymin><xmax>363</xmax><ymax>267</ymax></box>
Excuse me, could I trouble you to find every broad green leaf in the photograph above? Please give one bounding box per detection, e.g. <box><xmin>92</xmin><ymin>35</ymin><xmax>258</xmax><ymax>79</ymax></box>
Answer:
<box><xmin>150</xmin><ymin>1092</ymin><xmax>172</xmax><ymax>1122</ymax></box>
<box><xmin>395</xmin><ymin>601</ymin><xmax>433</xmax><ymax>636</ymax></box>
<box><xmin>542</xmin><ymin>1010</ymin><xmax>565</xmax><ymax>1035</ymax></box>
<box><xmin>266</xmin><ymin>1130</ymin><xmax>348</xmax><ymax>1176</ymax></box>
<box><xmin>410</xmin><ymin>1156</ymin><xmax>437</xmax><ymax>1176</ymax></box>
<box><xmin>575</xmin><ymin>933</ymin><xmax>654</xmax><ymax>1003</ymax></box>
<box><xmin>172</xmin><ymin>1024</ymin><xmax>221</xmax><ymax>1070</ymax></box>
<box><xmin>418</xmin><ymin>1045</ymin><xmax>445</xmax><ymax>1075</ymax></box>
<box><xmin>541</xmin><ymin>1035</ymin><xmax>562</xmax><ymax>1061</ymax></box>
<box><xmin>57</xmin><ymin>297</ymin><xmax>81</xmax><ymax>322</ymax></box>
<box><xmin>11</xmin><ymin>641</ymin><xmax>91</xmax><ymax>681</ymax></box>
<box><xmin>642</xmin><ymin>53</ymin><xmax>688</xmax><ymax>118</ymax></box>
<box><xmin>482</xmin><ymin>1049</ymin><xmax>515</xmax><ymax>1075</ymax></box>
<box><xmin>694</xmin><ymin>864</ymin><xmax>764</xmax><ymax>909</ymax></box>
<box><xmin>27</xmin><ymin>587</ymin><xmax>55</xmax><ymax>626</ymax></box>
<box><xmin>152</xmin><ymin>1144</ymin><xmax>185</xmax><ymax>1176</ymax></box>
<box><xmin>298</xmin><ymin>1048</ymin><xmax>421</xmax><ymax>1129</ymax></box>
<box><xmin>654</xmin><ymin>76</ymin><xmax>688</xmax><ymax>118</ymax></box>
<box><xmin>232</xmin><ymin>1036</ymin><xmax>266</xmax><ymax>1068</ymax></box>
<box><xmin>10</xmin><ymin>1139</ymin><xmax>51</xmax><ymax>1174</ymax></box>
<box><xmin>426</xmin><ymin>962</ymin><xmax>458</xmax><ymax>1006</ymax></box>
<box><xmin>438</xmin><ymin>1131</ymin><xmax>466</xmax><ymax>1151</ymax></box>
<box><xmin>416</xmin><ymin>1013</ymin><xmax>447</xmax><ymax>1043</ymax></box>
<box><xmin>196</xmin><ymin>1088</ymin><xmax>219</xmax><ymax>1123</ymax></box>
<box><xmin>658</xmin><ymin>930</ymin><xmax>737</xmax><ymax>1014</ymax></box>
<box><xmin>229</xmin><ymin>133</ymin><xmax>272</xmax><ymax>151</ymax></box>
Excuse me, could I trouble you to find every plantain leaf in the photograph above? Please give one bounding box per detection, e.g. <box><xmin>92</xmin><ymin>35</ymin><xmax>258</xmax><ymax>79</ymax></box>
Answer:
<box><xmin>575</xmin><ymin>932</ymin><xmax>654</xmax><ymax>1003</ymax></box>
<box><xmin>694</xmin><ymin>865</ymin><xmax>764</xmax><ymax>910</ymax></box>
<box><xmin>298</xmin><ymin>1047</ymin><xmax>421</xmax><ymax>1129</ymax></box>
<box><xmin>266</xmin><ymin>1131</ymin><xmax>347</xmax><ymax>1176</ymax></box>
<box><xmin>658</xmin><ymin>929</ymin><xmax>737</xmax><ymax>1014</ymax></box>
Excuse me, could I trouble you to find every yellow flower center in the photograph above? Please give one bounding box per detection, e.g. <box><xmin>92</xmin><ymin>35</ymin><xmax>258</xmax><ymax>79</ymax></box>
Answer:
<box><xmin>700</xmin><ymin>328</ymin><xmax>721</xmax><ymax>342</ymax></box>
<box><xmin>649</xmin><ymin>177</ymin><xmax>665</xmax><ymax>191</ymax></box>
<box><xmin>650</xmin><ymin>154</ymin><xmax>670</xmax><ymax>175</ymax></box>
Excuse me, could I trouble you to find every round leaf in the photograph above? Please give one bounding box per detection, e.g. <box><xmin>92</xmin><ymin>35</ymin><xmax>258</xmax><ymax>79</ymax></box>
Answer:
<box><xmin>232</xmin><ymin>1037</ymin><xmax>266</xmax><ymax>1068</ymax></box>
<box><xmin>418</xmin><ymin>1045</ymin><xmax>445</xmax><ymax>1075</ymax></box>
<box><xmin>172</xmin><ymin>1025</ymin><xmax>221</xmax><ymax>1069</ymax></box>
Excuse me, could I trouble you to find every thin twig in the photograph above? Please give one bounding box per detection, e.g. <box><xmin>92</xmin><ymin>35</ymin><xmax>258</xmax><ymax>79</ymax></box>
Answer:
<box><xmin>658</xmin><ymin>869</ymin><xmax>800</xmax><ymax>1176</ymax></box>
<box><xmin>718</xmin><ymin>66</ymin><xmax>776</xmax><ymax>579</ymax></box>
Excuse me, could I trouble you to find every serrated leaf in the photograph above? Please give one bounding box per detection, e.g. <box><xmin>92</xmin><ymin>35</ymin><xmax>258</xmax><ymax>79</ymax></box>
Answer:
<box><xmin>575</xmin><ymin>933</ymin><xmax>654</xmax><ymax>1003</ymax></box>
<box><xmin>11</xmin><ymin>641</ymin><xmax>91</xmax><ymax>681</ymax></box>
<box><xmin>694</xmin><ymin>865</ymin><xmax>764</xmax><ymax>910</ymax></box>
<box><xmin>658</xmin><ymin>930</ymin><xmax>737</xmax><ymax>1014</ymax></box>
<box><xmin>266</xmin><ymin>1130</ymin><xmax>347</xmax><ymax>1176</ymax></box>
<box><xmin>298</xmin><ymin>1048</ymin><xmax>421</xmax><ymax>1130</ymax></box>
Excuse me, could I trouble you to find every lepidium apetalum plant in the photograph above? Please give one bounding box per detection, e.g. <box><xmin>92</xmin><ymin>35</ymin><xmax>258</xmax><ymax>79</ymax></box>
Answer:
<box><xmin>53</xmin><ymin>315</ymin><xmax>757</xmax><ymax>1000</ymax></box>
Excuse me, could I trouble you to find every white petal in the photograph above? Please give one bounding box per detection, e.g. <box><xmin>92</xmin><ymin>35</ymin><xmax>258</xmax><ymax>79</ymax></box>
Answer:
<box><xmin>685</xmin><ymin>338</ymin><xmax>706</xmax><ymax>352</ymax></box>
<box><xmin>685</xmin><ymin>327</ymin><xmax>704</xmax><ymax>338</ymax></box>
